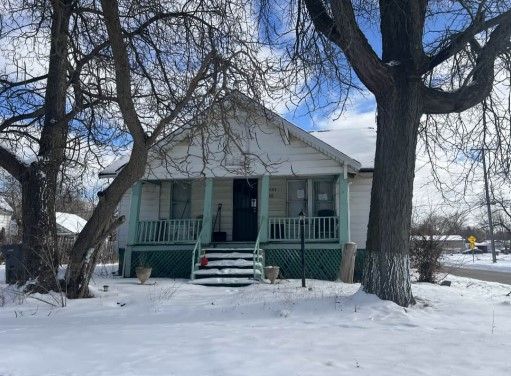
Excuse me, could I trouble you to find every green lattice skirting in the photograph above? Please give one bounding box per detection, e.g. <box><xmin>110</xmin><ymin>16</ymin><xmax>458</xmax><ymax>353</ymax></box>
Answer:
<box><xmin>264</xmin><ymin>248</ymin><xmax>366</xmax><ymax>281</ymax></box>
<box><xmin>129</xmin><ymin>250</ymin><xmax>192</xmax><ymax>278</ymax></box>
<box><xmin>118</xmin><ymin>248</ymin><xmax>366</xmax><ymax>281</ymax></box>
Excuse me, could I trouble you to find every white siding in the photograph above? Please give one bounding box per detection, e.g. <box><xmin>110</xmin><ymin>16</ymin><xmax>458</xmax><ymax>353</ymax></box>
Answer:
<box><xmin>144</xmin><ymin>110</ymin><xmax>344</xmax><ymax>180</ymax></box>
<box><xmin>159</xmin><ymin>181</ymin><xmax>171</xmax><ymax>219</ymax></box>
<box><xmin>212</xmin><ymin>179</ymin><xmax>233</xmax><ymax>240</ymax></box>
<box><xmin>349</xmin><ymin>173</ymin><xmax>372</xmax><ymax>249</ymax></box>
<box><xmin>191</xmin><ymin>179</ymin><xmax>205</xmax><ymax>218</ymax></box>
<box><xmin>268</xmin><ymin>177</ymin><xmax>286</xmax><ymax>217</ymax></box>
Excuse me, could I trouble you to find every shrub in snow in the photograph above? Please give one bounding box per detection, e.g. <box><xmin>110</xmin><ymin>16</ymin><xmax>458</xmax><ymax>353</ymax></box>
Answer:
<box><xmin>410</xmin><ymin>236</ymin><xmax>443</xmax><ymax>283</ymax></box>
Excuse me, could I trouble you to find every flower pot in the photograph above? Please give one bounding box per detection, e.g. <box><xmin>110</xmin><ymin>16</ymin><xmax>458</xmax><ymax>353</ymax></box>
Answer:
<box><xmin>135</xmin><ymin>266</ymin><xmax>152</xmax><ymax>284</ymax></box>
<box><xmin>264</xmin><ymin>266</ymin><xmax>280</xmax><ymax>284</ymax></box>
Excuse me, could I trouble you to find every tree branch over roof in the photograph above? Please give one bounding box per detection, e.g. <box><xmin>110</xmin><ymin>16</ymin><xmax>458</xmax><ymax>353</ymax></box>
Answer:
<box><xmin>100</xmin><ymin>0</ymin><xmax>147</xmax><ymax>147</ymax></box>
<box><xmin>302</xmin><ymin>0</ymin><xmax>391</xmax><ymax>95</ymax></box>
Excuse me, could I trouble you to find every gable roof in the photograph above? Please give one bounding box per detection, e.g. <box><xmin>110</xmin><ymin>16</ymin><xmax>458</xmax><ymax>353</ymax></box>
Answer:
<box><xmin>99</xmin><ymin>93</ymin><xmax>363</xmax><ymax>178</ymax></box>
<box><xmin>309</xmin><ymin>127</ymin><xmax>376</xmax><ymax>170</ymax></box>
<box><xmin>56</xmin><ymin>212</ymin><xmax>87</xmax><ymax>234</ymax></box>
<box><xmin>233</xmin><ymin>93</ymin><xmax>361</xmax><ymax>172</ymax></box>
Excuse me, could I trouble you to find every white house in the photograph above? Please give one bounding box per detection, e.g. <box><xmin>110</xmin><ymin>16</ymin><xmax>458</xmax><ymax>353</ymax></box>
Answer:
<box><xmin>0</xmin><ymin>197</ymin><xmax>16</xmax><ymax>240</ymax></box>
<box><xmin>101</xmin><ymin>93</ymin><xmax>376</xmax><ymax>285</ymax></box>
<box><xmin>56</xmin><ymin>212</ymin><xmax>88</xmax><ymax>236</ymax></box>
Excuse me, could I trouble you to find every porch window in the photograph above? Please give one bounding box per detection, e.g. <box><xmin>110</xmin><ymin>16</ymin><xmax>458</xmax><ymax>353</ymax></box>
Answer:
<box><xmin>171</xmin><ymin>181</ymin><xmax>191</xmax><ymax>219</ymax></box>
<box><xmin>287</xmin><ymin>179</ymin><xmax>307</xmax><ymax>216</ymax></box>
<box><xmin>313</xmin><ymin>179</ymin><xmax>335</xmax><ymax>216</ymax></box>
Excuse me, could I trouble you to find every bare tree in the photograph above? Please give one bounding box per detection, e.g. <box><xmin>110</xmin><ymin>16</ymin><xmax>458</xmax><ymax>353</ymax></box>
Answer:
<box><xmin>0</xmin><ymin>0</ymin><xmax>81</xmax><ymax>289</ymax></box>
<box><xmin>64</xmin><ymin>0</ymin><xmax>275</xmax><ymax>298</ymax></box>
<box><xmin>259</xmin><ymin>1</ymin><xmax>511</xmax><ymax>306</ymax></box>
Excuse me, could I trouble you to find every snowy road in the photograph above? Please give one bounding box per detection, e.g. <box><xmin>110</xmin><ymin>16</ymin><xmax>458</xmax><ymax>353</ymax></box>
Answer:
<box><xmin>442</xmin><ymin>266</ymin><xmax>511</xmax><ymax>285</ymax></box>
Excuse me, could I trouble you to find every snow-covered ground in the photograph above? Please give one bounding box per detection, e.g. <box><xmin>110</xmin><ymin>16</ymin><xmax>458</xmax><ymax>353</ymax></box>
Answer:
<box><xmin>1</xmin><ymin>264</ymin><xmax>510</xmax><ymax>376</ymax></box>
<box><xmin>442</xmin><ymin>253</ymin><xmax>511</xmax><ymax>273</ymax></box>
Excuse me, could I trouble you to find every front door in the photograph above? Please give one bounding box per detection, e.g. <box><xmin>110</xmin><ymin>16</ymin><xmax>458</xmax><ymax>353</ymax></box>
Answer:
<box><xmin>232</xmin><ymin>179</ymin><xmax>258</xmax><ymax>241</ymax></box>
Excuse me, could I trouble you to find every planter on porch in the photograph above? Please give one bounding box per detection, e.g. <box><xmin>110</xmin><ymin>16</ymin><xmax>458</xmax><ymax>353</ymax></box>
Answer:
<box><xmin>264</xmin><ymin>266</ymin><xmax>280</xmax><ymax>284</ymax></box>
<box><xmin>135</xmin><ymin>266</ymin><xmax>152</xmax><ymax>284</ymax></box>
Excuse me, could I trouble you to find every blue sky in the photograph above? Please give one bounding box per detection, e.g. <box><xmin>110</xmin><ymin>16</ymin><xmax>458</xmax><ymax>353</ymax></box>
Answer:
<box><xmin>279</xmin><ymin>15</ymin><xmax>382</xmax><ymax>131</ymax></box>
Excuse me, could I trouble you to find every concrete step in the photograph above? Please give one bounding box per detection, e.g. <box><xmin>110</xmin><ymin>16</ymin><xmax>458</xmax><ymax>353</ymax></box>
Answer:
<box><xmin>204</xmin><ymin>252</ymin><xmax>260</xmax><ymax>259</ymax></box>
<box><xmin>193</xmin><ymin>268</ymin><xmax>262</xmax><ymax>277</ymax></box>
<box><xmin>197</xmin><ymin>259</ymin><xmax>261</xmax><ymax>268</ymax></box>
<box><xmin>190</xmin><ymin>277</ymin><xmax>256</xmax><ymax>286</ymax></box>
<box><xmin>202</xmin><ymin>247</ymin><xmax>262</xmax><ymax>253</ymax></box>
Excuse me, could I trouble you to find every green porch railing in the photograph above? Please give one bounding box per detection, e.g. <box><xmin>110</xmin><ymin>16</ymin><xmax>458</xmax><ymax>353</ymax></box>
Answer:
<box><xmin>137</xmin><ymin>219</ymin><xmax>202</xmax><ymax>244</ymax></box>
<box><xmin>190</xmin><ymin>226</ymin><xmax>206</xmax><ymax>280</ymax></box>
<box><xmin>253</xmin><ymin>222</ymin><xmax>265</xmax><ymax>281</ymax></box>
<box><xmin>268</xmin><ymin>216</ymin><xmax>338</xmax><ymax>242</ymax></box>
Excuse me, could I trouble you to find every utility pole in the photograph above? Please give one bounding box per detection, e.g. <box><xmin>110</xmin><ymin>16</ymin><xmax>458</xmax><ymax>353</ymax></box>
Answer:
<box><xmin>480</xmin><ymin>99</ymin><xmax>498</xmax><ymax>264</ymax></box>
<box><xmin>481</xmin><ymin>147</ymin><xmax>498</xmax><ymax>263</ymax></box>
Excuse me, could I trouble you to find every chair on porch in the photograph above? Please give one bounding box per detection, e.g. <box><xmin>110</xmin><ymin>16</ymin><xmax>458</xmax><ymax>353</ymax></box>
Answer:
<box><xmin>315</xmin><ymin>209</ymin><xmax>337</xmax><ymax>240</ymax></box>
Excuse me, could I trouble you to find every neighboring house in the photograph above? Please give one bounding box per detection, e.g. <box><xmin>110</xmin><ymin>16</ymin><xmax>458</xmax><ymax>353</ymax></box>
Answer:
<box><xmin>412</xmin><ymin>235</ymin><xmax>466</xmax><ymax>253</ymax></box>
<box><xmin>100</xmin><ymin>94</ymin><xmax>376</xmax><ymax>285</ymax></box>
<box><xmin>56</xmin><ymin>212</ymin><xmax>88</xmax><ymax>236</ymax></box>
<box><xmin>0</xmin><ymin>197</ymin><xmax>16</xmax><ymax>240</ymax></box>
<box><xmin>55</xmin><ymin>212</ymin><xmax>88</xmax><ymax>260</ymax></box>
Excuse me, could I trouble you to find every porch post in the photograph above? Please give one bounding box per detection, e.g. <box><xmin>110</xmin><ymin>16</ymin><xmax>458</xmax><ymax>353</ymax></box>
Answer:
<box><xmin>201</xmin><ymin>177</ymin><xmax>213</xmax><ymax>244</ymax></box>
<box><xmin>259</xmin><ymin>175</ymin><xmax>270</xmax><ymax>242</ymax></box>
<box><xmin>125</xmin><ymin>181</ymin><xmax>143</xmax><ymax>277</ymax></box>
<box><xmin>338</xmin><ymin>169</ymin><xmax>350</xmax><ymax>245</ymax></box>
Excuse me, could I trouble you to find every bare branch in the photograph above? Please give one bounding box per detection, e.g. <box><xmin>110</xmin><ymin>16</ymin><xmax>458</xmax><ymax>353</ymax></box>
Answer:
<box><xmin>302</xmin><ymin>0</ymin><xmax>391</xmax><ymax>95</ymax></box>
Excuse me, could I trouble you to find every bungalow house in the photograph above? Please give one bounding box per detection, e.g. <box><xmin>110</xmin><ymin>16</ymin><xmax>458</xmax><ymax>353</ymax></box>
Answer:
<box><xmin>101</xmin><ymin>94</ymin><xmax>376</xmax><ymax>285</ymax></box>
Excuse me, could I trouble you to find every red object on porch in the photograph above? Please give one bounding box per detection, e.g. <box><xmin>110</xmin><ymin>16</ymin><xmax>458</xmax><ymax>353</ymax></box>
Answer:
<box><xmin>200</xmin><ymin>256</ymin><xmax>208</xmax><ymax>266</ymax></box>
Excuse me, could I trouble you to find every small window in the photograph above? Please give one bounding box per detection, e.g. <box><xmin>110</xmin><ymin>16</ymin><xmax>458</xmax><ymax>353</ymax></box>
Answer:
<box><xmin>287</xmin><ymin>180</ymin><xmax>307</xmax><ymax>217</ymax></box>
<box><xmin>313</xmin><ymin>179</ymin><xmax>335</xmax><ymax>216</ymax></box>
<box><xmin>171</xmin><ymin>181</ymin><xmax>191</xmax><ymax>219</ymax></box>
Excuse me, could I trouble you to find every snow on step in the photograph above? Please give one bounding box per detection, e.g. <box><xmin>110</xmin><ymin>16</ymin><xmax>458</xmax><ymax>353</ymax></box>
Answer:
<box><xmin>202</xmin><ymin>248</ymin><xmax>259</xmax><ymax>252</ymax></box>
<box><xmin>204</xmin><ymin>252</ymin><xmax>255</xmax><ymax>259</ymax></box>
<box><xmin>200</xmin><ymin>259</ymin><xmax>260</xmax><ymax>267</ymax></box>
<box><xmin>190</xmin><ymin>277</ymin><xmax>256</xmax><ymax>285</ymax></box>
<box><xmin>194</xmin><ymin>268</ymin><xmax>262</xmax><ymax>276</ymax></box>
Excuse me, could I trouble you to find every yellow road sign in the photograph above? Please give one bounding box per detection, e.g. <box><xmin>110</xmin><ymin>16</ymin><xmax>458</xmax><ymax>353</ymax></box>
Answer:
<box><xmin>468</xmin><ymin>235</ymin><xmax>477</xmax><ymax>250</ymax></box>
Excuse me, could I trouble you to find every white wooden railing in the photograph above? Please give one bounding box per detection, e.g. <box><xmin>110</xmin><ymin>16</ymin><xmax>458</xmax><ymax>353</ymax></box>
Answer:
<box><xmin>268</xmin><ymin>216</ymin><xmax>338</xmax><ymax>241</ymax></box>
<box><xmin>136</xmin><ymin>219</ymin><xmax>202</xmax><ymax>244</ymax></box>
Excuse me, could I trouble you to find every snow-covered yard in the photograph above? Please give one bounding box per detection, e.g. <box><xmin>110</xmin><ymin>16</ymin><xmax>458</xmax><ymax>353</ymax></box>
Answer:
<box><xmin>442</xmin><ymin>253</ymin><xmax>511</xmax><ymax>273</ymax></box>
<box><xmin>1</xmin><ymin>264</ymin><xmax>510</xmax><ymax>376</ymax></box>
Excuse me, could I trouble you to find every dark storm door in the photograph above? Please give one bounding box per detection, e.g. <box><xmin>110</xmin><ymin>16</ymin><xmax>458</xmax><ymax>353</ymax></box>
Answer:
<box><xmin>232</xmin><ymin>179</ymin><xmax>258</xmax><ymax>241</ymax></box>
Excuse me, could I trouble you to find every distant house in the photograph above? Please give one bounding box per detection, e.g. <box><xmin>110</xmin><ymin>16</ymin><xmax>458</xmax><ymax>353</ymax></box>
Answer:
<box><xmin>55</xmin><ymin>212</ymin><xmax>87</xmax><ymax>259</ymax></box>
<box><xmin>0</xmin><ymin>197</ymin><xmax>16</xmax><ymax>240</ymax></box>
<box><xmin>100</xmin><ymin>93</ymin><xmax>376</xmax><ymax>285</ymax></box>
<box><xmin>56</xmin><ymin>212</ymin><xmax>87</xmax><ymax>236</ymax></box>
<box><xmin>412</xmin><ymin>234</ymin><xmax>466</xmax><ymax>253</ymax></box>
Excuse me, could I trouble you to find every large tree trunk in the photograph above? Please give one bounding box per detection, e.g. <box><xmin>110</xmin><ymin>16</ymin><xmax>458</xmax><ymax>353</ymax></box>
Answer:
<box><xmin>20</xmin><ymin>164</ymin><xmax>59</xmax><ymax>290</ymax></box>
<box><xmin>18</xmin><ymin>0</ymin><xmax>72</xmax><ymax>291</ymax></box>
<box><xmin>363</xmin><ymin>78</ymin><xmax>421</xmax><ymax>307</ymax></box>
<box><xmin>65</xmin><ymin>145</ymin><xmax>148</xmax><ymax>298</ymax></box>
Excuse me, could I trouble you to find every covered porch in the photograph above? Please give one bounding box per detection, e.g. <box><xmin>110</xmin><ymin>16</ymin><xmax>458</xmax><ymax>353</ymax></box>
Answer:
<box><xmin>127</xmin><ymin>174</ymin><xmax>350</xmax><ymax>246</ymax></box>
<box><xmin>122</xmin><ymin>173</ymin><xmax>351</xmax><ymax>279</ymax></box>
